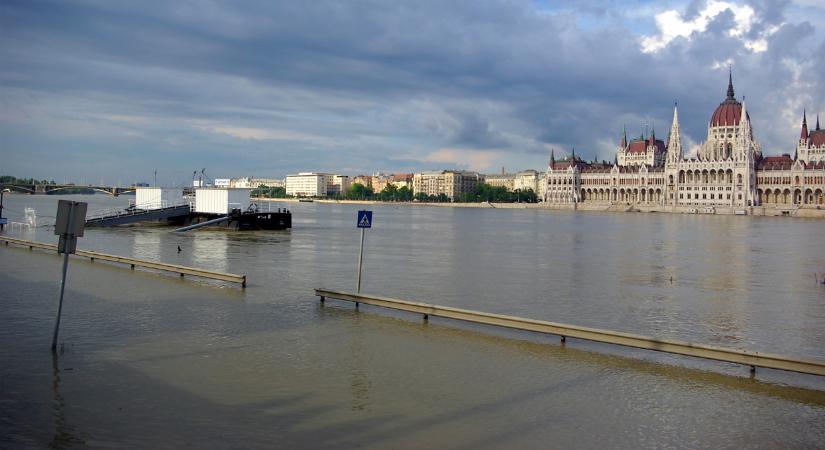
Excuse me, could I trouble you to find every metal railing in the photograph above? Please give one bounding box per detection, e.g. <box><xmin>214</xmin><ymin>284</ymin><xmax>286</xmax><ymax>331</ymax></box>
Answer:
<box><xmin>1</xmin><ymin>236</ymin><xmax>246</xmax><ymax>286</ymax></box>
<box><xmin>315</xmin><ymin>288</ymin><xmax>825</xmax><ymax>377</ymax></box>
<box><xmin>86</xmin><ymin>200</ymin><xmax>190</xmax><ymax>221</ymax></box>
<box><xmin>7</xmin><ymin>221</ymin><xmax>33</xmax><ymax>232</ymax></box>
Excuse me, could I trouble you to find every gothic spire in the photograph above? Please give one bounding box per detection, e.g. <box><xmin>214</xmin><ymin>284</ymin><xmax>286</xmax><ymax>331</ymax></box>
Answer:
<box><xmin>620</xmin><ymin>125</ymin><xmax>627</xmax><ymax>148</ymax></box>
<box><xmin>571</xmin><ymin>147</ymin><xmax>576</xmax><ymax>160</ymax></box>
<box><xmin>817</xmin><ymin>113</ymin><xmax>821</xmax><ymax>131</ymax></box>
<box><xmin>726</xmin><ymin>68</ymin><xmax>735</xmax><ymax>100</ymax></box>
<box><xmin>550</xmin><ymin>149</ymin><xmax>555</xmax><ymax>164</ymax></box>
<box><xmin>801</xmin><ymin>109</ymin><xmax>809</xmax><ymax>140</ymax></box>
<box><xmin>667</xmin><ymin>103</ymin><xmax>682</xmax><ymax>162</ymax></box>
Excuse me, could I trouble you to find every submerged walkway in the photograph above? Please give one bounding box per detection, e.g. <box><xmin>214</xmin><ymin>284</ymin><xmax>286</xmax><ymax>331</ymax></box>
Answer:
<box><xmin>315</xmin><ymin>288</ymin><xmax>825</xmax><ymax>377</ymax></box>
<box><xmin>1</xmin><ymin>236</ymin><xmax>246</xmax><ymax>286</ymax></box>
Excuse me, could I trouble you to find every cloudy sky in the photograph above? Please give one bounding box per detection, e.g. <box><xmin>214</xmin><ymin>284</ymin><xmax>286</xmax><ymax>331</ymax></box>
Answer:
<box><xmin>2</xmin><ymin>0</ymin><xmax>824</xmax><ymax>185</ymax></box>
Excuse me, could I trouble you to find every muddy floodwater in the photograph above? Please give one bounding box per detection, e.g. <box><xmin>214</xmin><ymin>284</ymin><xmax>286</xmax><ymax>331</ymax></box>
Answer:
<box><xmin>1</xmin><ymin>194</ymin><xmax>824</xmax><ymax>449</ymax></box>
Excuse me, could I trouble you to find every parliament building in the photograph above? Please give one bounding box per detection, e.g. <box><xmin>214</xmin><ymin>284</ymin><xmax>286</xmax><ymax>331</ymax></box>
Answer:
<box><xmin>544</xmin><ymin>74</ymin><xmax>825</xmax><ymax>210</ymax></box>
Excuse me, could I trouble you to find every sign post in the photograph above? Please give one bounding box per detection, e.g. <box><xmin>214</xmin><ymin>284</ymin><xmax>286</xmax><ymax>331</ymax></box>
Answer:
<box><xmin>51</xmin><ymin>200</ymin><xmax>87</xmax><ymax>353</ymax></box>
<box><xmin>356</xmin><ymin>210</ymin><xmax>372</xmax><ymax>293</ymax></box>
<box><xmin>0</xmin><ymin>190</ymin><xmax>5</xmax><ymax>231</ymax></box>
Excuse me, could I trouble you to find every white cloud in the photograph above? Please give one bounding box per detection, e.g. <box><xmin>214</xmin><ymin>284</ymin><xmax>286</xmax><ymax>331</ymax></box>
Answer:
<box><xmin>641</xmin><ymin>0</ymin><xmax>776</xmax><ymax>53</ymax></box>
<box><xmin>684</xmin><ymin>134</ymin><xmax>702</xmax><ymax>159</ymax></box>
<box><xmin>415</xmin><ymin>148</ymin><xmax>505</xmax><ymax>172</ymax></box>
<box><xmin>192</xmin><ymin>123</ymin><xmax>332</xmax><ymax>145</ymax></box>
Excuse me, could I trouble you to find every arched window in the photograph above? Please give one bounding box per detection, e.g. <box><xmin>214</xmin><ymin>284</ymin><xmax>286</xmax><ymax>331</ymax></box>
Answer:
<box><xmin>737</xmin><ymin>174</ymin><xmax>743</xmax><ymax>184</ymax></box>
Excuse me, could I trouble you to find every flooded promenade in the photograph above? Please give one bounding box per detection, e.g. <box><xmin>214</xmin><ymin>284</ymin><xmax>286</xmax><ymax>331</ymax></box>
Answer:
<box><xmin>1</xmin><ymin>194</ymin><xmax>824</xmax><ymax>448</ymax></box>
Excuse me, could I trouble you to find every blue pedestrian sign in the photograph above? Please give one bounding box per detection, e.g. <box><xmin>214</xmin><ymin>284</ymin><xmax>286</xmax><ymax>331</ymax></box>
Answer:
<box><xmin>357</xmin><ymin>210</ymin><xmax>372</xmax><ymax>228</ymax></box>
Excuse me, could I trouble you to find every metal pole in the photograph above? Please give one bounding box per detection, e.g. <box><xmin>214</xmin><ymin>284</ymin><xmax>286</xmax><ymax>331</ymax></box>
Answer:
<box><xmin>0</xmin><ymin>190</ymin><xmax>4</xmax><ymax>231</ymax></box>
<box><xmin>51</xmin><ymin>204</ymin><xmax>74</xmax><ymax>353</ymax></box>
<box><xmin>51</xmin><ymin>250</ymin><xmax>70</xmax><ymax>353</ymax></box>
<box><xmin>356</xmin><ymin>227</ymin><xmax>365</xmax><ymax>293</ymax></box>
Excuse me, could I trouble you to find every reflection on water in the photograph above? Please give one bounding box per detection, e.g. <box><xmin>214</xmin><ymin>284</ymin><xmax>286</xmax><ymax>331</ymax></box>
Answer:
<box><xmin>49</xmin><ymin>353</ymin><xmax>84</xmax><ymax>449</ymax></box>
<box><xmin>348</xmin><ymin>316</ymin><xmax>373</xmax><ymax>412</ymax></box>
<box><xmin>131</xmin><ymin>229</ymin><xmax>163</xmax><ymax>262</ymax></box>
<box><xmin>1</xmin><ymin>194</ymin><xmax>824</xmax><ymax>448</ymax></box>
<box><xmin>191</xmin><ymin>232</ymin><xmax>229</xmax><ymax>274</ymax></box>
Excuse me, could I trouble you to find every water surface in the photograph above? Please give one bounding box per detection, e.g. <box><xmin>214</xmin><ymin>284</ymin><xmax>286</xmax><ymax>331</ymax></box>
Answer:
<box><xmin>1</xmin><ymin>194</ymin><xmax>824</xmax><ymax>448</ymax></box>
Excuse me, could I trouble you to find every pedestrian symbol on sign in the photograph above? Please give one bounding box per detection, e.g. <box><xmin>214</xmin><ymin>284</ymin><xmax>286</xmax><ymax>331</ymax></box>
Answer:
<box><xmin>357</xmin><ymin>210</ymin><xmax>372</xmax><ymax>228</ymax></box>
<box><xmin>355</xmin><ymin>210</ymin><xmax>372</xmax><ymax>293</ymax></box>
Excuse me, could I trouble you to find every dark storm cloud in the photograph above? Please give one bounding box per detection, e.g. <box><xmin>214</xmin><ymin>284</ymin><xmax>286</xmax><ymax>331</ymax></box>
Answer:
<box><xmin>0</xmin><ymin>0</ymin><xmax>823</xmax><ymax>182</ymax></box>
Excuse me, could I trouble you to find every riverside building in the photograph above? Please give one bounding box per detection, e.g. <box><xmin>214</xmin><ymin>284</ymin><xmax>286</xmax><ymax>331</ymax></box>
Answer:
<box><xmin>514</xmin><ymin>170</ymin><xmax>542</xmax><ymax>195</ymax></box>
<box><xmin>286</xmin><ymin>173</ymin><xmax>330</xmax><ymax>197</ymax></box>
<box><xmin>484</xmin><ymin>173</ymin><xmax>516</xmax><ymax>190</ymax></box>
<box><xmin>285</xmin><ymin>172</ymin><xmax>348</xmax><ymax>197</ymax></box>
<box><xmin>413</xmin><ymin>170</ymin><xmax>481</xmax><ymax>200</ymax></box>
<box><xmin>543</xmin><ymin>74</ymin><xmax>825</xmax><ymax>209</ymax></box>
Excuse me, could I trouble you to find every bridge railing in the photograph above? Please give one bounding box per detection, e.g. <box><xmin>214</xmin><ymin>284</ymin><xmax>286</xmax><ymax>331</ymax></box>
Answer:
<box><xmin>127</xmin><ymin>199</ymin><xmax>172</xmax><ymax>210</ymax></box>
<box><xmin>85</xmin><ymin>206</ymin><xmax>131</xmax><ymax>221</ymax></box>
<box><xmin>86</xmin><ymin>200</ymin><xmax>190</xmax><ymax>221</ymax></box>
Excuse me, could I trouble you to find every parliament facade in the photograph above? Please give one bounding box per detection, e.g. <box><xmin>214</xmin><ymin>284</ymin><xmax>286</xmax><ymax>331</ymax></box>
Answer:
<box><xmin>544</xmin><ymin>75</ymin><xmax>825</xmax><ymax>210</ymax></box>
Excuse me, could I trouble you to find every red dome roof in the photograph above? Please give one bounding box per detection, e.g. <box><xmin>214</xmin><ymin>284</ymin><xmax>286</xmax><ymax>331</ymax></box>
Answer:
<box><xmin>711</xmin><ymin>99</ymin><xmax>742</xmax><ymax>127</ymax></box>
<box><xmin>710</xmin><ymin>72</ymin><xmax>746</xmax><ymax>127</ymax></box>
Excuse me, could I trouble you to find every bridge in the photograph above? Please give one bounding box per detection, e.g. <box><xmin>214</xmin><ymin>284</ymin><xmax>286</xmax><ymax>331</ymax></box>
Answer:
<box><xmin>0</xmin><ymin>183</ymin><xmax>136</xmax><ymax>196</ymax></box>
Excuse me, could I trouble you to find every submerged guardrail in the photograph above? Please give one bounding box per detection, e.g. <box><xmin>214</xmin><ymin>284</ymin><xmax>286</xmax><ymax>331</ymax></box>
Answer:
<box><xmin>315</xmin><ymin>288</ymin><xmax>825</xmax><ymax>377</ymax></box>
<box><xmin>2</xmin><ymin>236</ymin><xmax>246</xmax><ymax>287</ymax></box>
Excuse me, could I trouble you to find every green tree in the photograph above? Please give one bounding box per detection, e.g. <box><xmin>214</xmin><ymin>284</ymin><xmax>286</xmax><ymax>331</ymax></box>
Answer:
<box><xmin>251</xmin><ymin>185</ymin><xmax>287</xmax><ymax>198</ymax></box>
<box><xmin>397</xmin><ymin>186</ymin><xmax>413</xmax><ymax>201</ymax></box>
<box><xmin>514</xmin><ymin>188</ymin><xmax>537</xmax><ymax>203</ymax></box>
<box><xmin>347</xmin><ymin>183</ymin><xmax>374</xmax><ymax>200</ymax></box>
<box><xmin>378</xmin><ymin>184</ymin><xmax>398</xmax><ymax>201</ymax></box>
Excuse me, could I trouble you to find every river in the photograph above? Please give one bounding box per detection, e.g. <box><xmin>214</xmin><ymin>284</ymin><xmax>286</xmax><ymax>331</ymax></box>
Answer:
<box><xmin>1</xmin><ymin>193</ymin><xmax>824</xmax><ymax>448</ymax></box>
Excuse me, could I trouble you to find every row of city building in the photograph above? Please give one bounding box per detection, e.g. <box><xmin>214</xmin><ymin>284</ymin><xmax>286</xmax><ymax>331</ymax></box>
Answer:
<box><xmin>281</xmin><ymin>169</ymin><xmax>544</xmax><ymax>199</ymax></box>
<box><xmin>209</xmin><ymin>75</ymin><xmax>825</xmax><ymax>207</ymax></box>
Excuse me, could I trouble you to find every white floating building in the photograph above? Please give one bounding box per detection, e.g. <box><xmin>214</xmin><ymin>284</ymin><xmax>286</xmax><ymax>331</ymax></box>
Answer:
<box><xmin>194</xmin><ymin>188</ymin><xmax>253</xmax><ymax>215</ymax></box>
<box><xmin>134</xmin><ymin>187</ymin><xmax>183</xmax><ymax>210</ymax></box>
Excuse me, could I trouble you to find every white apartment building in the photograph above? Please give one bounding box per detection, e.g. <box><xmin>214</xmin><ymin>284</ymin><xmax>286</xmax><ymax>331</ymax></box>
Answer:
<box><xmin>286</xmin><ymin>172</ymin><xmax>331</xmax><ymax>197</ymax></box>
<box><xmin>514</xmin><ymin>170</ymin><xmax>541</xmax><ymax>193</ymax></box>
<box><xmin>328</xmin><ymin>175</ymin><xmax>350</xmax><ymax>195</ymax></box>
<box><xmin>286</xmin><ymin>173</ymin><xmax>348</xmax><ymax>197</ymax></box>
<box><xmin>484</xmin><ymin>174</ymin><xmax>515</xmax><ymax>190</ymax></box>
<box><xmin>413</xmin><ymin>170</ymin><xmax>481</xmax><ymax>200</ymax></box>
